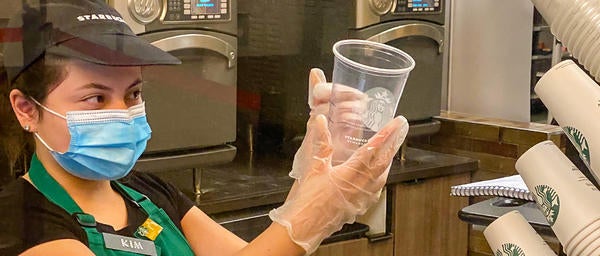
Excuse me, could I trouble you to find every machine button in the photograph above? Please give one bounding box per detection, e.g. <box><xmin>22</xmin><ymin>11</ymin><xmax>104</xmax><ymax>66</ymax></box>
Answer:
<box><xmin>199</xmin><ymin>15</ymin><xmax>206</xmax><ymax>19</ymax></box>
<box><xmin>191</xmin><ymin>15</ymin><xmax>198</xmax><ymax>19</ymax></box>
<box><xmin>214</xmin><ymin>14</ymin><xmax>221</xmax><ymax>18</ymax></box>
<box><xmin>207</xmin><ymin>15</ymin><xmax>214</xmax><ymax>18</ymax></box>
<box><xmin>183</xmin><ymin>10</ymin><xmax>191</xmax><ymax>15</ymax></box>
<box><xmin>407</xmin><ymin>3</ymin><xmax>412</xmax><ymax>7</ymax></box>
<box><xmin>418</xmin><ymin>8</ymin><xmax>423</xmax><ymax>11</ymax></box>
<box><xmin>434</xmin><ymin>2</ymin><xmax>439</xmax><ymax>7</ymax></box>
<box><xmin>184</xmin><ymin>0</ymin><xmax>190</xmax><ymax>2</ymax></box>
<box><xmin>221</xmin><ymin>3</ymin><xmax>227</xmax><ymax>8</ymax></box>
<box><xmin>221</xmin><ymin>8</ymin><xmax>227</xmax><ymax>13</ymax></box>
<box><xmin>184</xmin><ymin>3</ymin><xmax>190</xmax><ymax>8</ymax></box>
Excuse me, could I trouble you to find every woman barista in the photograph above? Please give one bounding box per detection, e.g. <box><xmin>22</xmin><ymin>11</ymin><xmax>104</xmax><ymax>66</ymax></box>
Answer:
<box><xmin>0</xmin><ymin>0</ymin><xmax>409</xmax><ymax>255</ymax></box>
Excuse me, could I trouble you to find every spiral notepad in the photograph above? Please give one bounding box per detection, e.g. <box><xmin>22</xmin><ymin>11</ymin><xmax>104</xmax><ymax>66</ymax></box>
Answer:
<box><xmin>451</xmin><ymin>175</ymin><xmax>535</xmax><ymax>201</ymax></box>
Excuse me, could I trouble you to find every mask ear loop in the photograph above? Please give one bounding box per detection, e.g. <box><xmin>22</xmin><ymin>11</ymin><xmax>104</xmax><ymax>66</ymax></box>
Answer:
<box><xmin>33</xmin><ymin>132</ymin><xmax>62</xmax><ymax>154</ymax></box>
<box><xmin>29</xmin><ymin>97</ymin><xmax>67</xmax><ymax>119</ymax></box>
<box><xmin>29</xmin><ymin>97</ymin><xmax>66</xmax><ymax>154</ymax></box>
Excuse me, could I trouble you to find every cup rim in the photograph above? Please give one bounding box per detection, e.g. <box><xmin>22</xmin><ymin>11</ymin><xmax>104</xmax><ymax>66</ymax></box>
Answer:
<box><xmin>570</xmin><ymin>226</ymin><xmax>600</xmax><ymax>256</ymax></box>
<box><xmin>565</xmin><ymin>217</ymin><xmax>600</xmax><ymax>255</ymax></box>
<box><xmin>333</xmin><ymin>39</ymin><xmax>415</xmax><ymax>75</ymax></box>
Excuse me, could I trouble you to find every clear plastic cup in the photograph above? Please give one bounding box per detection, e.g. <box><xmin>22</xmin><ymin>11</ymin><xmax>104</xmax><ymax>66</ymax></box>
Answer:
<box><xmin>328</xmin><ymin>39</ymin><xmax>415</xmax><ymax>165</ymax></box>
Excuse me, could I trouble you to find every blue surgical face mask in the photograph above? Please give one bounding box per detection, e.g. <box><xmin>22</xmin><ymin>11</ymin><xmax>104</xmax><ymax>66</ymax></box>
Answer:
<box><xmin>32</xmin><ymin>99</ymin><xmax>152</xmax><ymax>180</ymax></box>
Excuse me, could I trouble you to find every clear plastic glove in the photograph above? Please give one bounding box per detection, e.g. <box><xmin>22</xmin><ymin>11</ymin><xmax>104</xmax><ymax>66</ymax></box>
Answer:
<box><xmin>290</xmin><ymin>68</ymin><xmax>367</xmax><ymax>180</ymax></box>
<box><xmin>306</xmin><ymin>68</ymin><xmax>367</xmax><ymax>118</ymax></box>
<box><xmin>307</xmin><ymin>68</ymin><xmax>331</xmax><ymax>117</ymax></box>
<box><xmin>269</xmin><ymin>114</ymin><xmax>408</xmax><ymax>255</ymax></box>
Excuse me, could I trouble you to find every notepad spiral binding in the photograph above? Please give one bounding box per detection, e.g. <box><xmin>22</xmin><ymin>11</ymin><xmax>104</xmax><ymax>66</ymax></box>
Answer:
<box><xmin>451</xmin><ymin>185</ymin><xmax>535</xmax><ymax>201</ymax></box>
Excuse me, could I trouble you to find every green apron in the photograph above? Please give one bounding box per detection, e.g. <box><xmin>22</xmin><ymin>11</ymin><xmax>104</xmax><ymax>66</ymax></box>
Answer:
<box><xmin>28</xmin><ymin>155</ymin><xmax>195</xmax><ymax>256</ymax></box>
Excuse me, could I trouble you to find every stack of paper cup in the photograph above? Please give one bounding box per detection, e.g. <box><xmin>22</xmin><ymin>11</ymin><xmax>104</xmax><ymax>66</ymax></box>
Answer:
<box><xmin>484</xmin><ymin>210</ymin><xmax>556</xmax><ymax>256</ymax></box>
<box><xmin>516</xmin><ymin>140</ymin><xmax>600</xmax><ymax>255</ymax></box>
<box><xmin>530</xmin><ymin>0</ymin><xmax>600</xmax><ymax>79</ymax></box>
<box><xmin>535</xmin><ymin>59</ymin><xmax>600</xmax><ymax>184</ymax></box>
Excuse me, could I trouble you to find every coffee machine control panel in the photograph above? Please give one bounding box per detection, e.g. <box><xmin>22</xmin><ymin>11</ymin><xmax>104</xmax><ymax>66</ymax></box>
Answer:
<box><xmin>394</xmin><ymin>0</ymin><xmax>442</xmax><ymax>14</ymax></box>
<box><xmin>163</xmin><ymin>0</ymin><xmax>230</xmax><ymax>22</ymax></box>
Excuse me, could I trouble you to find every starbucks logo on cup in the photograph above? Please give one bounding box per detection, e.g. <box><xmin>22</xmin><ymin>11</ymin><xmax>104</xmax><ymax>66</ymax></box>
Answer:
<box><xmin>495</xmin><ymin>243</ymin><xmax>525</xmax><ymax>256</ymax></box>
<box><xmin>564</xmin><ymin>126</ymin><xmax>590</xmax><ymax>166</ymax></box>
<box><xmin>534</xmin><ymin>185</ymin><xmax>560</xmax><ymax>226</ymax></box>
<box><xmin>363</xmin><ymin>87</ymin><xmax>395</xmax><ymax>131</ymax></box>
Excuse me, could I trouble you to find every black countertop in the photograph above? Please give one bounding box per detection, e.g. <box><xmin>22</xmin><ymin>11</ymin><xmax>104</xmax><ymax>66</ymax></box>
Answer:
<box><xmin>459</xmin><ymin>197</ymin><xmax>554</xmax><ymax>237</ymax></box>
<box><xmin>459</xmin><ymin>197</ymin><xmax>566</xmax><ymax>256</ymax></box>
<box><xmin>177</xmin><ymin>146</ymin><xmax>477</xmax><ymax>244</ymax></box>
<box><xmin>193</xmin><ymin>147</ymin><xmax>478</xmax><ymax>215</ymax></box>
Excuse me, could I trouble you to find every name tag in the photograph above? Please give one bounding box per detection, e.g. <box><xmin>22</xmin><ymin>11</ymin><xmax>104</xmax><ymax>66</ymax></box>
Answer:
<box><xmin>103</xmin><ymin>233</ymin><xmax>158</xmax><ymax>256</ymax></box>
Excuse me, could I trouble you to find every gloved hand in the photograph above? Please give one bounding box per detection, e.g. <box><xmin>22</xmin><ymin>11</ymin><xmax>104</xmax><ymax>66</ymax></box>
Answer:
<box><xmin>306</xmin><ymin>68</ymin><xmax>367</xmax><ymax>118</ymax></box>
<box><xmin>270</xmin><ymin>114</ymin><xmax>408</xmax><ymax>255</ymax></box>
<box><xmin>307</xmin><ymin>68</ymin><xmax>331</xmax><ymax>117</ymax></box>
<box><xmin>290</xmin><ymin>68</ymin><xmax>367</xmax><ymax>180</ymax></box>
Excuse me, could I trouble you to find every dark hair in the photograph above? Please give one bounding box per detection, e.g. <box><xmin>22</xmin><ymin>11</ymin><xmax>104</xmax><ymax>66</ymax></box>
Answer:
<box><xmin>0</xmin><ymin>54</ymin><xmax>67</xmax><ymax>177</ymax></box>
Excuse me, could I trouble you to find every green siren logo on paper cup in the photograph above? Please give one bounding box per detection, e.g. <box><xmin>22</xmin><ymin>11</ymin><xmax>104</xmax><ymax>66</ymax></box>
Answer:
<box><xmin>495</xmin><ymin>243</ymin><xmax>525</xmax><ymax>256</ymax></box>
<box><xmin>534</xmin><ymin>185</ymin><xmax>560</xmax><ymax>226</ymax></box>
<box><xmin>564</xmin><ymin>126</ymin><xmax>590</xmax><ymax>166</ymax></box>
<box><xmin>363</xmin><ymin>87</ymin><xmax>395</xmax><ymax>131</ymax></box>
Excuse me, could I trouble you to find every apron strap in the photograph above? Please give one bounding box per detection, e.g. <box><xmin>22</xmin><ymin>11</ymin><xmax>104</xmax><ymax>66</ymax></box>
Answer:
<box><xmin>75</xmin><ymin>213</ymin><xmax>109</xmax><ymax>255</ymax></box>
<box><xmin>29</xmin><ymin>155</ymin><xmax>111</xmax><ymax>254</ymax></box>
<box><xmin>28</xmin><ymin>154</ymin><xmax>84</xmax><ymax>214</ymax></box>
<box><xmin>27</xmin><ymin>154</ymin><xmax>194</xmax><ymax>255</ymax></box>
<box><xmin>112</xmin><ymin>182</ymin><xmax>160</xmax><ymax>216</ymax></box>
<box><xmin>114</xmin><ymin>181</ymin><xmax>194</xmax><ymax>254</ymax></box>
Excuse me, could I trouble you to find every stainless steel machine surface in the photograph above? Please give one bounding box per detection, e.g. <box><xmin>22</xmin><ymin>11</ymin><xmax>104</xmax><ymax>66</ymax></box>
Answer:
<box><xmin>349</xmin><ymin>0</ymin><xmax>447</xmax><ymax>135</ymax></box>
<box><xmin>108</xmin><ymin>0</ymin><xmax>238</xmax><ymax>171</ymax></box>
<box><xmin>235</xmin><ymin>0</ymin><xmax>447</xmax><ymax>158</ymax></box>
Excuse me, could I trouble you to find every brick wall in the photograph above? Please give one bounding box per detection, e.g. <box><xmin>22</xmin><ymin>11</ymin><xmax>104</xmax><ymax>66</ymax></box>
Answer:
<box><xmin>407</xmin><ymin>111</ymin><xmax>566</xmax><ymax>256</ymax></box>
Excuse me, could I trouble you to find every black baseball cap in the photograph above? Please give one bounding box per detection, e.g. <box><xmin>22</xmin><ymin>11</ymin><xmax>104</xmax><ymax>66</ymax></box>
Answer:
<box><xmin>2</xmin><ymin>0</ymin><xmax>181</xmax><ymax>85</ymax></box>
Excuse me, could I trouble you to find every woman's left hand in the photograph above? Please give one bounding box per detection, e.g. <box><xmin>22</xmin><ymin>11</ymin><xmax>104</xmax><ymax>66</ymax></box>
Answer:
<box><xmin>270</xmin><ymin>114</ymin><xmax>408</xmax><ymax>255</ymax></box>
